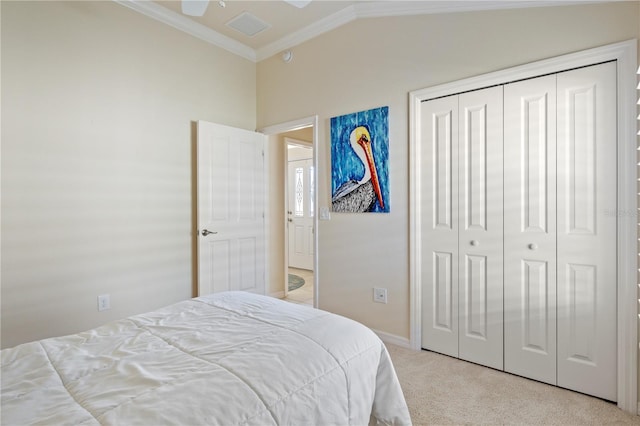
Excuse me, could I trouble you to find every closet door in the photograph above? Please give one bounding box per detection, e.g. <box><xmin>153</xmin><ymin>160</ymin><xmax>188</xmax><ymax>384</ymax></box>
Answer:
<box><xmin>503</xmin><ymin>75</ymin><xmax>557</xmax><ymax>385</ymax></box>
<box><xmin>556</xmin><ymin>62</ymin><xmax>617</xmax><ymax>401</ymax></box>
<box><xmin>457</xmin><ymin>87</ymin><xmax>504</xmax><ymax>370</ymax></box>
<box><xmin>420</xmin><ymin>95</ymin><xmax>460</xmax><ymax>357</ymax></box>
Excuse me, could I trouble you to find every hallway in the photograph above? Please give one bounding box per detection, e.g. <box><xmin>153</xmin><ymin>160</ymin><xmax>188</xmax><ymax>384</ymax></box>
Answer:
<box><xmin>283</xmin><ymin>268</ymin><xmax>314</xmax><ymax>306</ymax></box>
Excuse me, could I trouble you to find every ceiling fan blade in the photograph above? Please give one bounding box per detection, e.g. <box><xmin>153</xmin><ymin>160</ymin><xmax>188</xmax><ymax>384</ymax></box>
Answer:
<box><xmin>283</xmin><ymin>0</ymin><xmax>312</xmax><ymax>8</ymax></box>
<box><xmin>182</xmin><ymin>0</ymin><xmax>209</xmax><ymax>16</ymax></box>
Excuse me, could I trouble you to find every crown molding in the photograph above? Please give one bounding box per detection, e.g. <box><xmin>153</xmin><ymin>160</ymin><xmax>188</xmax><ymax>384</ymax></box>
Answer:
<box><xmin>114</xmin><ymin>0</ymin><xmax>611</xmax><ymax>63</ymax></box>
<box><xmin>256</xmin><ymin>5</ymin><xmax>357</xmax><ymax>61</ymax></box>
<box><xmin>113</xmin><ymin>0</ymin><xmax>256</xmax><ymax>62</ymax></box>
<box><xmin>353</xmin><ymin>0</ymin><xmax>605</xmax><ymax>18</ymax></box>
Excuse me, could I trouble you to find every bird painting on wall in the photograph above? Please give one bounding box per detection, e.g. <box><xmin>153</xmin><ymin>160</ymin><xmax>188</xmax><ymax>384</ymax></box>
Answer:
<box><xmin>331</xmin><ymin>106</ymin><xmax>389</xmax><ymax>213</ymax></box>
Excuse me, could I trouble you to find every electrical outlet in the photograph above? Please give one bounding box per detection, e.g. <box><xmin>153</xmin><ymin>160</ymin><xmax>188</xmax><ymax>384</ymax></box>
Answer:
<box><xmin>97</xmin><ymin>294</ymin><xmax>111</xmax><ymax>311</ymax></box>
<box><xmin>373</xmin><ymin>288</ymin><xmax>387</xmax><ymax>304</ymax></box>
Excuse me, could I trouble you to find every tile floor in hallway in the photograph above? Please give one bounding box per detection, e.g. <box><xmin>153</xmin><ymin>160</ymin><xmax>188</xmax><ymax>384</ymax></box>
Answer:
<box><xmin>284</xmin><ymin>268</ymin><xmax>314</xmax><ymax>306</ymax></box>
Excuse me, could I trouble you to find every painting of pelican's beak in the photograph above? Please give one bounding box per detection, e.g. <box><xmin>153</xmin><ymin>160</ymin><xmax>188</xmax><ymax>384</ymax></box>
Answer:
<box><xmin>354</xmin><ymin>128</ymin><xmax>385</xmax><ymax>209</ymax></box>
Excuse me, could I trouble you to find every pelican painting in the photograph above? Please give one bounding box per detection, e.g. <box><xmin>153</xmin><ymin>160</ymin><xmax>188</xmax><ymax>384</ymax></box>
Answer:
<box><xmin>330</xmin><ymin>106</ymin><xmax>389</xmax><ymax>213</ymax></box>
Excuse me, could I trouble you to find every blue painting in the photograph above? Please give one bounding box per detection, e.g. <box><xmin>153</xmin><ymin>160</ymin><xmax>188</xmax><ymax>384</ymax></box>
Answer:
<box><xmin>330</xmin><ymin>106</ymin><xmax>389</xmax><ymax>213</ymax></box>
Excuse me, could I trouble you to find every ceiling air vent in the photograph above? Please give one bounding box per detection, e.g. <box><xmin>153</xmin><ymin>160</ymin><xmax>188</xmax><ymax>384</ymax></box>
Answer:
<box><xmin>226</xmin><ymin>12</ymin><xmax>271</xmax><ymax>37</ymax></box>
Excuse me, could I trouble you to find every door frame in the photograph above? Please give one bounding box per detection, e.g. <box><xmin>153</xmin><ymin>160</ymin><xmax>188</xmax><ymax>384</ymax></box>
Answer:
<box><xmin>285</xmin><ymin>137</ymin><xmax>314</xmax><ymax>281</ymax></box>
<box><xmin>409</xmin><ymin>39</ymin><xmax>637</xmax><ymax>412</ymax></box>
<box><xmin>258</xmin><ymin>116</ymin><xmax>319</xmax><ymax>308</ymax></box>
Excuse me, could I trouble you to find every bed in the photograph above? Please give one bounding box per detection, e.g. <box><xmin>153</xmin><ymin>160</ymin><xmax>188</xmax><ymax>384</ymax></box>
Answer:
<box><xmin>1</xmin><ymin>291</ymin><xmax>411</xmax><ymax>425</ymax></box>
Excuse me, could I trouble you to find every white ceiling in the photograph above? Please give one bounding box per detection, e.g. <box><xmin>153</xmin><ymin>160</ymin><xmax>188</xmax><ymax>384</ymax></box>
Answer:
<box><xmin>114</xmin><ymin>0</ymin><xmax>606</xmax><ymax>62</ymax></box>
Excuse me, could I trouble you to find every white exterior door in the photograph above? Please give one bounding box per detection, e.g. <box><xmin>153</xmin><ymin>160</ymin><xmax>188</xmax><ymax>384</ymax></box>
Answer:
<box><xmin>556</xmin><ymin>62</ymin><xmax>617</xmax><ymax>401</ymax></box>
<box><xmin>457</xmin><ymin>87</ymin><xmax>504</xmax><ymax>370</ymax></box>
<box><xmin>504</xmin><ymin>74</ymin><xmax>558</xmax><ymax>385</ymax></box>
<box><xmin>197</xmin><ymin>121</ymin><xmax>266</xmax><ymax>296</ymax></box>
<box><xmin>287</xmin><ymin>157</ymin><xmax>314</xmax><ymax>271</ymax></box>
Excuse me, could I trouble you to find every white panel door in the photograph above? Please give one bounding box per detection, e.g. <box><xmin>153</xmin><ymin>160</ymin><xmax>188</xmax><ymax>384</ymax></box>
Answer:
<box><xmin>197</xmin><ymin>121</ymin><xmax>266</xmax><ymax>296</ymax></box>
<box><xmin>556</xmin><ymin>62</ymin><xmax>617</xmax><ymax>401</ymax></box>
<box><xmin>420</xmin><ymin>95</ymin><xmax>460</xmax><ymax>358</ymax></box>
<box><xmin>504</xmin><ymin>75</ymin><xmax>557</xmax><ymax>385</ymax></box>
<box><xmin>457</xmin><ymin>86</ymin><xmax>504</xmax><ymax>370</ymax></box>
<box><xmin>288</xmin><ymin>158</ymin><xmax>314</xmax><ymax>270</ymax></box>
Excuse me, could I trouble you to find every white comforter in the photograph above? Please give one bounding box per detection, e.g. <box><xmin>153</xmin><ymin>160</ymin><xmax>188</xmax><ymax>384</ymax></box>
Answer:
<box><xmin>1</xmin><ymin>291</ymin><xmax>411</xmax><ymax>425</ymax></box>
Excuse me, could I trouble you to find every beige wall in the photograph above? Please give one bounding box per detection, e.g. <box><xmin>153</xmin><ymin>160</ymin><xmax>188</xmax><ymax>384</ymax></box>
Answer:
<box><xmin>257</xmin><ymin>2</ymin><xmax>640</xmax><ymax>340</ymax></box>
<box><xmin>1</xmin><ymin>1</ymin><xmax>256</xmax><ymax>348</ymax></box>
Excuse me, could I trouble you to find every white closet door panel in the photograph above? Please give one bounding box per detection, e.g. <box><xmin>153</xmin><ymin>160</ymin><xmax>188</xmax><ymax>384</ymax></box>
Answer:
<box><xmin>504</xmin><ymin>75</ymin><xmax>557</xmax><ymax>385</ymax></box>
<box><xmin>556</xmin><ymin>62</ymin><xmax>617</xmax><ymax>401</ymax></box>
<box><xmin>420</xmin><ymin>95</ymin><xmax>460</xmax><ymax>357</ymax></box>
<box><xmin>458</xmin><ymin>86</ymin><xmax>504</xmax><ymax>370</ymax></box>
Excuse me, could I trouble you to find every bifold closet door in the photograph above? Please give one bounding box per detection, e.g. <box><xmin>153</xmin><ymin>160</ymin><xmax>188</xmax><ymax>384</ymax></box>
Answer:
<box><xmin>457</xmin><ymin>87</ymin><xmax>504</xmax><ymax>370</ymax></box>
<box><xmin>504</xmin><ymin>75</ymin><xmax>557</xmax><ymax>385</ymax></box>
<box><xmin>556</xmin><ymin>62</ymin><xmax>617</xmax><ymax>401</ymax></box>
<box><xmin>420</xmin><ymin>95</ymin><xmax>460</xmax><ymax>358</ymax></box>
<box><xmin>420</xmin><ymin>87</ymin><xmax>504</xmax><ymax>371</ymax></box>
<box><xmin>504</xmin><ymin>62</ymin><xmax>617</xmax><ymax>400</ymax></box>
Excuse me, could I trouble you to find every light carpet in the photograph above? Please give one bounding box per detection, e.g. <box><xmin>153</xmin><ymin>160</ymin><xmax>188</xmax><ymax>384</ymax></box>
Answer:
<box><xmin>386</xmin><ymin>344</ymin><xmax>640</xmax><ymax>425</ymax></box>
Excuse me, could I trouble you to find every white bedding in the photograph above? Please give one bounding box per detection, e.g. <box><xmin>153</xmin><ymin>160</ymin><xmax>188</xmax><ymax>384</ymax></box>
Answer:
<box><xmin>1</xmin><ymin>291</ymin><xmax>411</xmax><ymax>425</ymax></box>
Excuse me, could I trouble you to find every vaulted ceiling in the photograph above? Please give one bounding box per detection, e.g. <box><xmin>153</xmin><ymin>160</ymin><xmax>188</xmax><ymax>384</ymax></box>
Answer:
<box><xmin>114</xmin><ymin>1</ymin><xmax>606</xmax><ymax>62</ymax></box>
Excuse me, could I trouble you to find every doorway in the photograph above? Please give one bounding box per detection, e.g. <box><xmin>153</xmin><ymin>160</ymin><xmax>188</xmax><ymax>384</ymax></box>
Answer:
<box><xmin>258</xmin><ymin>116</ymin><xmax>318</xmax><ymax>309</ymax></box>
<box><xmin>285</xmin><ymin>138</ymin><xmax>314</xmax><ymax>306</ymax></box>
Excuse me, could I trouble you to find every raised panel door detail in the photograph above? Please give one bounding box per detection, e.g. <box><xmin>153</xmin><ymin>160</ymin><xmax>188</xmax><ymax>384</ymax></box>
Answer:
<box><xmin>565</xmin><ymin>263</ymin><xmax>597</xmax><ymax>365</ymax></box>
<box><xmin>210</xmin><ymin>136</ymin><xmax>230</xmax><ymax>222</ymax></box>
<box><xmin>565</xmin><ymin>85</ymin><xmax>597</xmax><ymax>236</ymax></box>
<box><xmin>238</xmin><ymin>237</ymin><xmax>257</xmax><ymax>291</ymax></box>
<box><xmin>238</xmin><ymin>140</ymin><xmax>259</xmax><ymax>221</ymax></box>
<box><xmin>293</xmin><ymin>225</ymin><xmax>304</xmax><ymax>253</ymax></box>
<box><xmin>463</xmin><ymin>105</ymin><xmax>488</xmax><ymax>231</ymax></box>
<box><xmin>434</xmin><ymin>111</ymin><xmax>454</xmax><ymax>229</ymax></box>
<box><xmin>522</xmin><ymin>94</ymin><xmax>549</xmax><ymax>233</ymax></box>
<box><xmin>210</xmin><ymin>239</ymin><xmax>231</xmax><ymax>294</ymax></box>
<box><xmin>522</xmin><ymin>260</ymin><xmax>550</xmax><ymax>354</ymax></box>
<box><xmin>433</xmin><ymin>251</ymin><xmax>453</xmax><ymax>331</ymax></box>
<box><xmin>464</xmin><ymin>254</ymin><xmax>487</xmax><ymax>339</ymax></box>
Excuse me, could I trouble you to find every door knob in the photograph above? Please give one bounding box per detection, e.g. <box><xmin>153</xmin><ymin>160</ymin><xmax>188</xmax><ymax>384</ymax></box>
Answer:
<box><xmin>528</xmin><ymin>243</ymin><xmax>538</xmax><ymax>250</ymax></box>
<box><xmin>288</xmin><ymin>219</ymin><xmax>293</xmax><ymax>222</ymax></box>
<box><xmin>470</xmin><ymin>240</ymin><xmax>479</xmax><ymax>247</ymax></box>
<box><xmin>201</xmin><ymin>229</ymin><xmax>217</xmax><ymax>236</ymax></box>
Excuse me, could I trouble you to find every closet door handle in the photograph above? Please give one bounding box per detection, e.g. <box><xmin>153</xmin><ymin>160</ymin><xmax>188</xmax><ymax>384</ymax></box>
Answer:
<box><xmin>528</xmin><ymin>243</ymin><xmax>538</xmax><ymax>250</ymax></box>
<box><xmin>470</xmin><ymin>240</ymin><xmax>479</xmax><ymax>247</ymax></box>
<box><xmin>201</xmin><ymin>229</ymin><xmax>217</xmax><ymax>236</ymax></box>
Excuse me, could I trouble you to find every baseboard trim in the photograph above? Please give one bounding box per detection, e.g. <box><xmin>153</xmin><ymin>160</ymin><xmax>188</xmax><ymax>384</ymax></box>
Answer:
<box><xmin>269</xmin><ymin>291</ymin><xmax>285</xmax><ymax>299</ymax></box>
<box><xmin>372</xmin><ymin>329</ymin><xmax>412</xmax><ymax>349</ymax></box>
